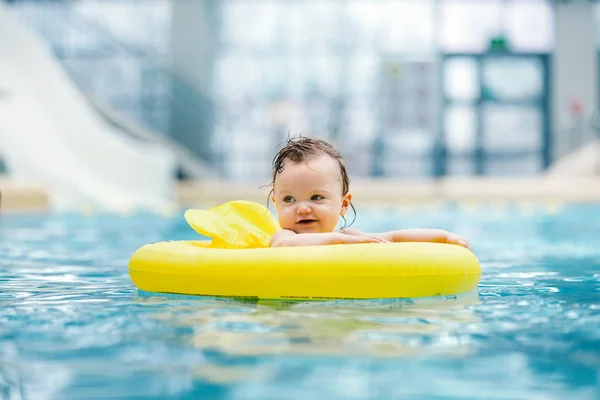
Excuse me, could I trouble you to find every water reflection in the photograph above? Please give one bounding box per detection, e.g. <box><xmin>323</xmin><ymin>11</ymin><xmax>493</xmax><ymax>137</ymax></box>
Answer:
<box><xmin>135</xmin><ymin>292</ymin><xmax>481</xmax><ymax>363</ymax></box>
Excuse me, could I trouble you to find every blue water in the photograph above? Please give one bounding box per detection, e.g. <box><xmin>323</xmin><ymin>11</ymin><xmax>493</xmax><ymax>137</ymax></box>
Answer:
<box><xmin>1</xmin><ymin>204</ymin><xmax>599</xmax><ymax>399</ymax></box>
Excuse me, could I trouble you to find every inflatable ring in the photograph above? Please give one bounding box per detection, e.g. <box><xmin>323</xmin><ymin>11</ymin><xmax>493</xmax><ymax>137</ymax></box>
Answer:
<box><xmin>129</xmin><ymin>241</ymin><xmax>481</xmax><ymax>300</ymax></box>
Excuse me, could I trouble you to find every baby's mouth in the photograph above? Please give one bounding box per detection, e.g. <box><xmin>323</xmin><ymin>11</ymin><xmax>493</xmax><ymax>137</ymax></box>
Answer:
<box><xmin>297</xmin><ymin>219</ymin><xmax>317</xmax><ymax>225</ymax></box>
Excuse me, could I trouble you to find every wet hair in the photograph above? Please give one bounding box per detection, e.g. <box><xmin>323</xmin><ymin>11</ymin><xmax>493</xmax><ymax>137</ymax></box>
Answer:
<box><xmin>267</xmin><ymin>135</ymin><xmax>356</xmax><ymax>228</ymax></box>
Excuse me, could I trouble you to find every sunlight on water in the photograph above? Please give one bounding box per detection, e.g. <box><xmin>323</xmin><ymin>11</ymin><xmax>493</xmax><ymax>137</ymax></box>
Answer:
<box><xmin>1</xmin><ymin>205</ymin><xmax>599</xmax><ymax>399</ymax></box>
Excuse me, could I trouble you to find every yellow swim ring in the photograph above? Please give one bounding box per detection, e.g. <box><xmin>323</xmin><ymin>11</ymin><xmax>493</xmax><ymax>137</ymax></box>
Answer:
<box><xmin>129</xmin><ymin>201</ymin><xmax>481</xmax><ymax>300</ymax></box>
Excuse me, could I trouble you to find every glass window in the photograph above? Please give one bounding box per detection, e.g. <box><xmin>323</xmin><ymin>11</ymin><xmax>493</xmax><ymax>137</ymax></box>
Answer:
<box><xmin>347</xmin><ymin>0</ymin><xmax>435</xmax><ymax>53</ymax></box>
<box><xmin>444</xmin><ymin>57</ymin><xmax>479</xmax><ymax>101</ymax></box>
<box><xmin>216</xmin><ymin>0</ymin><xmax>437</xmax><ymax>179</ymax></box>
<box><xmin>214</xmin><ymin>55</ymin><xmax>261</xmax><ymax>99</ymax></box>
<box><xmin>505</xmin><ymin>0</ymin><xmax>554</xmax><ymax>53</ymax></box>
<box><xmin>286</xmin><ymin>1</ymin><xmax>342</xmax><ymax>52</ymax></box>
<box><xmin>444</xmin><ymin>105</ymin><xmax>477</xmax><ymax>153</ymax></box>
<box><xmin>341</xmin><ymin>102</ymin><xmax>377</xmax><ymax>144</ymax></box>
<box><xmin>301</xmin><ymin>56</ymin><xmax>343</xmax><ymax>96</ymax></box>
<box><xmin>221</xmin><ymin>0</ymin><xmax>281</xmax><ymax>49</ymax></box>
<box><xmin>378</xmin><ymin>0</ymin><xmax>435</xmax><ymax>53</ymax></box>
<box><xmin>482</xmin><ymin>57</ymin><xmax>544</xmax><ymax>101</ymax></box>
<box><xmin>258</xmin><ymin>57</ymin><xmax>289</xmax><ymax>98</ymax></box>
<box><xmin>440</xmin><ymin>0</ymin><xmax>554</xmax><ymax>53</ymax></box>
<box><xmin>482</xmin><ymin>105</ymin><xmax>542</xmax><ymax>151</ymax></box>
<box><xmin>384</xmin><ymin>130</ymin><xmax>435</xmax><ymax>155</ymax></box>
<box><xmin>73</xmin><ymin>0</ymin><xmax>173</xmax><ymax>55</ymax></box>
<box><xmin>346</xmin><ymin>56</ymin><xmax>379</xmax><ymax>97</ymax></box>
<box><xmin>439</xmin><ymin>0</ymin><xmax>503</xmax><ymax>53</ymax></box>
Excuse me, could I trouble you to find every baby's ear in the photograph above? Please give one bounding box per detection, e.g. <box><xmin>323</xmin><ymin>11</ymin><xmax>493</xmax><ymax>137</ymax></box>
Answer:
<box><xmin>342</xmin><ymin>192</ymin><xmax>352</xmax><ymax>211</ymax></box>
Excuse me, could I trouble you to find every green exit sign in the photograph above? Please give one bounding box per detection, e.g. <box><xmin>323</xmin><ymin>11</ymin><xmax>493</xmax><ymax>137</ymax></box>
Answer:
<box><xmin>488</xmin><ymin>36</ymin><xmax>509</xmax><ymax>52</ymax></box>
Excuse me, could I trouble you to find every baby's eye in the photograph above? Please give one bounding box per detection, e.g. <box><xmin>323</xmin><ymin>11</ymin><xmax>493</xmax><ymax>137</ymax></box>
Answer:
<box><xmin>311</xmin><ymin>194</ymin><xmax>324</xmax><ymax>201</ymax></box>
<box><xmin>283</xmin><ymin>195</ymin><xmax>295</xmax><ymax>202</ymax></box>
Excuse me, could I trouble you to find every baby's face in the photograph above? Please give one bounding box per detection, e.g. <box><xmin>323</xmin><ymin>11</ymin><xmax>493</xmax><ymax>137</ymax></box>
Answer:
<box><xmin>272</xmin><ymin>154</ymin><xmax>351</xmax><ymax>234</ymax></box>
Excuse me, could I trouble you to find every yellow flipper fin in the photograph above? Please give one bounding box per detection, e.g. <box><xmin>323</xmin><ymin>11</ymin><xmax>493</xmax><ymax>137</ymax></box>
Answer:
<box><xmin>184</xmin><ymin>201</ymin><xmax>280</xmax><ymax>249</ymax></box>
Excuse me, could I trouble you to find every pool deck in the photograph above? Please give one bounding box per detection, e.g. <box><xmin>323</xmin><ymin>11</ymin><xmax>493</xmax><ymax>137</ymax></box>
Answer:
<box><xmin>3</xmin><ymin>174</ymin><xmax>600</xmax><ymax>213</ymax></box>
<box><xmin>178</xmin><ymin>177</ymin><xmax>600</xmax><ymax>208</ymax></box>
<box><xmin>0</xmin><ymin>176</ymin><xmax>49</xmax><ymax>212</ymax></box>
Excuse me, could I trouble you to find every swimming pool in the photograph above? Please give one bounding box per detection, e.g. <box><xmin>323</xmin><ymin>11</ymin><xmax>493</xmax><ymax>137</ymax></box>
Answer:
<box><xmin>1</xmin><ymin>203</ymin><xmax>599</xmax><ymax>399</ymax></box>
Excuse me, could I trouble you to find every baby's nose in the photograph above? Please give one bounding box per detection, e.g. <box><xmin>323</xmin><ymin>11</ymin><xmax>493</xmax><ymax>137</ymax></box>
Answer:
<box><xmin>297</xmin><ymin>203</ymin><xmax>311</xmax><ymax>214</ymax></box>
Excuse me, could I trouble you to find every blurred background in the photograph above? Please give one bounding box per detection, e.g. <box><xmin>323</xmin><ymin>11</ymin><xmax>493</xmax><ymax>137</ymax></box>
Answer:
<box><xmin>0</xmin><ymin>0</ymin><xmax>599</xmax><ymax>210</ymax></box>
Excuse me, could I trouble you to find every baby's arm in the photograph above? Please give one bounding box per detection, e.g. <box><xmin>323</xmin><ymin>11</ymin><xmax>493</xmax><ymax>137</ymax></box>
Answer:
<box><xmin>270</xmin><ymin>229</ymin><xmax>388</xmax><ymax>247</ymax></box>
<box><xmin>340</xmin><ymin>228</ymin><xmax>470</xmax><ymax>249</ymax></box>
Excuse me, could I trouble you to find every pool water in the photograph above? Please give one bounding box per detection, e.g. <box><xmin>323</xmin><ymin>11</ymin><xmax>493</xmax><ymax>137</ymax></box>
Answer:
<box><xmin>1</xmin><ymin>204</ymin><xmax>599</xmax><ymax>399</ymax></box>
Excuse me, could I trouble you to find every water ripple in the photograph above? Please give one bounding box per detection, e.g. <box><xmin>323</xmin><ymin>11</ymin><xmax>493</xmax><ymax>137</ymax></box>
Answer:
<box><xmin>0</xmin><ymin>206</ymin><xmax>599</xmax><ymax>399</ymax></box>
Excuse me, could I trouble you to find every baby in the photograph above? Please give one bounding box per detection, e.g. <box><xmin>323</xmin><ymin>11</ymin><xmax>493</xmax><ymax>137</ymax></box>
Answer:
<box><xmin>268</xmin><ymin>136</ymin><xmax>470</xmax><ymax>249</ymax></box>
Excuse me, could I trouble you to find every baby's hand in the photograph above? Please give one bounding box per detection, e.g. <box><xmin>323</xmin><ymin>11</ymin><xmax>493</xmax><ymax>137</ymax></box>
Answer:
<box><xmin>445</xmin><ymin>233</ymin><xmax>471</xmax><ymax>249</ymax></box>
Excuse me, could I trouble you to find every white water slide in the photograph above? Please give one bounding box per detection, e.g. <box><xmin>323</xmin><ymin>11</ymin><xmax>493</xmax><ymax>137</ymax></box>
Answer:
<box><xmin>0</xmin><ymin>4</ymin><xmax>185</xmax><ymax>211</ymax></box>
